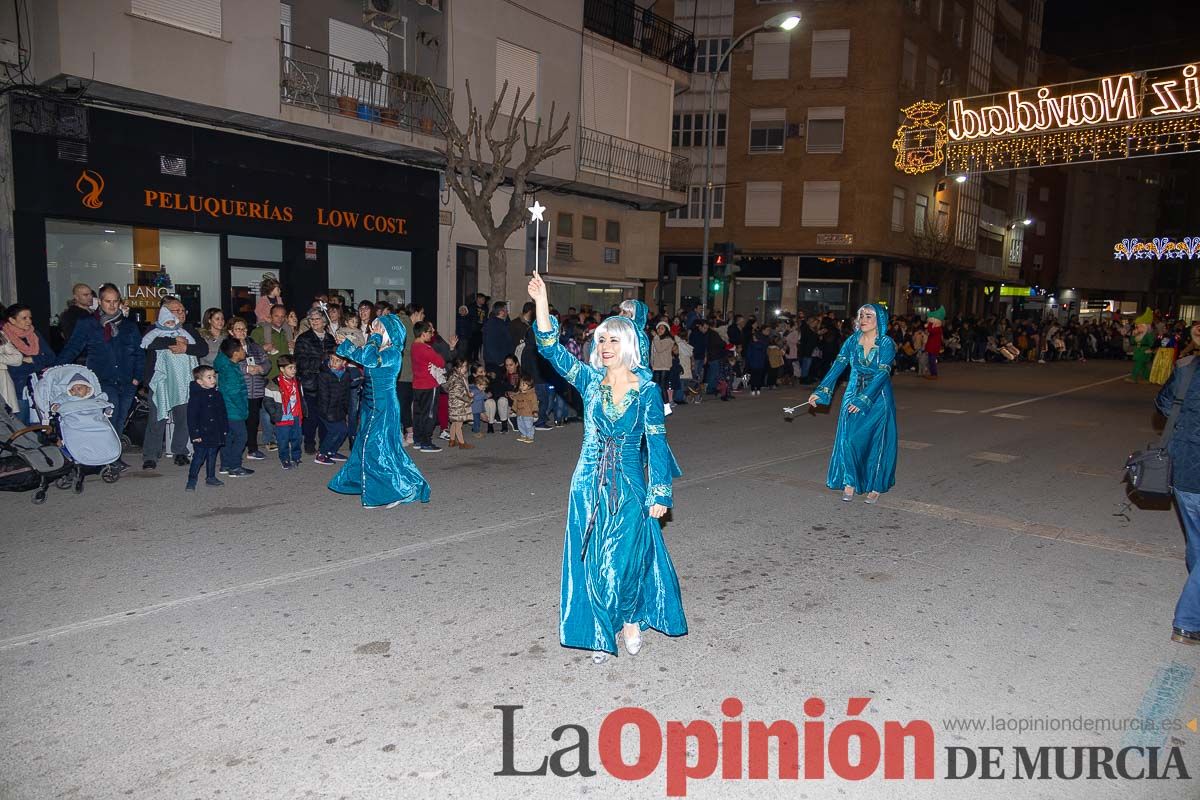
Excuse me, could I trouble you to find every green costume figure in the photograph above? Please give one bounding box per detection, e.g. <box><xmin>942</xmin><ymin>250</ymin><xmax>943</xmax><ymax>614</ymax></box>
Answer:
<box><xmin>1129</xmin><ymin>308</ymin><xmax>1155</xmax><ymax>384</ymax></box>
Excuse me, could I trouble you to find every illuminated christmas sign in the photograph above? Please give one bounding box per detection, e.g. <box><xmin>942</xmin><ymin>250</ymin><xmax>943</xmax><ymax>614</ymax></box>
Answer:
<box><xmin>1113</xmin><ymin>237</ymin><xmax>1200</xmax><ymax>260</ymax></box>
<box><xmin>894</xmin><ymin>62</ymin><xmax>1200</xmax><ymax>174</ymax></box>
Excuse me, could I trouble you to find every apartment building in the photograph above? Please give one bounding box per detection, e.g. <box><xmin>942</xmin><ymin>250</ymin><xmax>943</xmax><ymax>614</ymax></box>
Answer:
<box><xmin>659</xmin><ymin>0</ymin><xmax>1044</xmax><ymax>319</ymax></box>
<box><xmin>0</xmin><ymin>0</ymin><xmax>691</xmax><ymax>328</ymax></box>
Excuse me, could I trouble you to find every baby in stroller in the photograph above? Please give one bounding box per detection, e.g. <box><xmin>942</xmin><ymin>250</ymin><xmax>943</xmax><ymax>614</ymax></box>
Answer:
<box><xmin>30</xmin><ymin>365</ymin><xmax>124</xmax><ymax>492</ymax></box>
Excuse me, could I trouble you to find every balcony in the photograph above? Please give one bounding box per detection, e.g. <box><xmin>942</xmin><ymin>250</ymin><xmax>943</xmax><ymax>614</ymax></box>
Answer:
<box><xmin>583</xmin><ymin>0</ymin><xmax>696</xmax><ymax>73</ymax></box>
<box><xmin>578</xmin><ymin>126</ymin><xmax>690</xmax><ymax>193</ymax></box>
<box><xmin>279</xmin><ymin>41</ymin><xmax>449</xmax><ymax>135</ymax></box>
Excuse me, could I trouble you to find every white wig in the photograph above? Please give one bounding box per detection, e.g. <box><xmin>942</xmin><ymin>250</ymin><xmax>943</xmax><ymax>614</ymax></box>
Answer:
<box><xmin>589</xmin><ymin>315</ymin><xmax>642</xmax><ymax>371</ymax></box>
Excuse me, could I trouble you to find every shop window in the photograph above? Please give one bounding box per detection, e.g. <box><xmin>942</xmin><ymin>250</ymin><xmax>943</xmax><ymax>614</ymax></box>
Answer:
<box><xmin>557</xmin><ymin>212</ymin><xmax>573</xmax><ymax>237</ymax></box>
<box><xmin>328</xmin><ymin>244</ymin><xmax>413</xmax><ymax>310</ymax></box>
<box><xmin>582</xmin><ymin>216</ymin><xmax>597</xmax><ymax>240</ymax></box>
<box><xmin>605</xmin><ymin>220</ymin><xmax>620</xmax><ymax>243</ymax></box>
<box><xmin>227</xmin><ymin>235</ymin><xmax>283</xmax><ymax>262</ymax></box>
<box><xmin>603</xmin><ymin>247</ymin><xmax>620</xmax><ymax>264</ymax></box>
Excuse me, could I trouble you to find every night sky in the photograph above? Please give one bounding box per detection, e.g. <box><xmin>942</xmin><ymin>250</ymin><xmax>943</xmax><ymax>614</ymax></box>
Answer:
<box><xmin>1042</xmin><ymin>0</ymin><xmax>1200</xmax><ymax>73</ymax></box>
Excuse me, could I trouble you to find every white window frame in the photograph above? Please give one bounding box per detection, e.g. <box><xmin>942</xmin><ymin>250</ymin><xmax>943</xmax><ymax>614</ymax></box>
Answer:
<box><xmin>695</xmin><ymin>37</ymin><xmax>731</xmax><ymax>74</ymax></box>
<box><xmin>131</xmin><ymin>0</ymin><xmax>222</xmax><ymax>38</ymax></box>
<box><xmin>752</xmin><ymin>31</ymin><xmax>790</xmax><ymax>80</ymax></box>
<box><xmin>667</xmin><ymin>186</ymin><xmax>725</xmax><ymax>226</ymax></box>
<box><xmin>806</xmin><ymin>107</ymin><xmax>844</xmax><ymax>154</ymax></box>
<box><xmin>749</xmin><ymin>108</ymin><xmax>786</xmax><ymax>154</ymax></box>
<box><xmin>811</xmin><ymin>30</ymin><xmax>850</xmax><ymax>78</ymax></box>
<box><xmin>496</xmin><ymin>39</ymin><xmax>540</xmax><ymax>121</ymax></box>
<box><xmin>802</xmin><ymin>181</ymin><xmax>841</xmax><ymax>228</ymax></box>
<box><xmin>891</xmin><ymin>187</ymin><xmax>907</xmax><ymax>232</ymax></box>
<box><xmin>745</xmin><ymin>181</ymin><xmax>783</xmax><ymax>227</ymax></box>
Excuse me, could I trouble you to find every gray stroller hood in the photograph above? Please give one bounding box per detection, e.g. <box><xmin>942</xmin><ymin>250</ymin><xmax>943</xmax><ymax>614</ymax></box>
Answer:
<box><xmin>30</xmin><ymin>365</ymin><xmax>122</xmax><ymax>467</ymax></box>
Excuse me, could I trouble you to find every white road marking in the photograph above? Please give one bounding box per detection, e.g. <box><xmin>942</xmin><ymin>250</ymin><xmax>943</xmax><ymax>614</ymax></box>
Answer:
<box><xmin>978</xmin><ymin>374</ymin><xmax>1128</xmax><ymax>414</ymax></box>
<box><xmin>993</xmin><ymin>413</ymin><xmax>1029</xmax><ymax>420</ymax></box>
<box><xmin>0</xmin><ymin>446</ymin><xmax>833</xmax><ymax>651</ymax></box>
<box><xmin>899</xmin><ymin>440</ymin><xmax>933</xmax><ymax>450</ymax></box>
<box><xmin>933</xmin><ymin>408</ymin><xmax>969</xmax><ymax>414</ymax></box>
<box><xmin>970</xmin><ymin>451</ymin><xmax>1019</xmax><ymax>463</ymax></box>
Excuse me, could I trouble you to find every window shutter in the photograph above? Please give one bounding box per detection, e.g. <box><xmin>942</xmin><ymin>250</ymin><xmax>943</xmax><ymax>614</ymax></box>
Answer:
<box><xmin>627</xmin><ymin>71</ymin><xmax>671</xmax><ymax>150</ymax></box>
<box><xmin>583</xmin><ymin>53</ymin><xmax>629</xmax><ymax>137</ymax></box>
<box><xmin>131</xmin><ymin>0</ymin><xmax>222</xmax><ymax>37</ymax></box>
<box><xmin>752</xmin><ymin>31</ymin><xmax>789</xmax><ymax>80</ymax></box>
<box><xmin>745</xmin><ymin>182</ymin><xmax>783</xmax><ymax>227</ymax></box>
<box><xmin>802</xmin><ymin>181</ymin><xmax>840</xmax><ymax>227</ymax></box>
<box><xmin>328</xmin><ymin>19</ymin><xmax>390</xmax><ymax>104</ymax></box>
<box><xmin>806</xmin><ymin>107</ymin><xmax>844</xmax><ymax>153</ymax></box>
<box><xmin>810</xmin><ymin>30</ymin><xmax>850</xmax><ymax>78</ymax></box>
<box><xmin>497</xmin><ymin>39</ymin><xmax>540</xmax><ymax>121</ymax></box>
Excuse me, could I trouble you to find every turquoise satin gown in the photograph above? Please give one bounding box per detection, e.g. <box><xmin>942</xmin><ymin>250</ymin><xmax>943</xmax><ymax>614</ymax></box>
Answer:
<box><xmin>626</xmin><ymin>299</ymin><xmax>683</xmax><ymax>479</ymax></box>
<box><xmin>328</xmin><ymin>314</ymin><xmax>431</xmax><ymax>507</ymax></box>
<box><xmin>811</xmin><ymin>303</ymin><xmax>898</xmax><ymax>495</ymax></box>
<box><xmin>535</xmin><ymin>317</ymin><xmax>688</xmax><ymax>655</ymax></box>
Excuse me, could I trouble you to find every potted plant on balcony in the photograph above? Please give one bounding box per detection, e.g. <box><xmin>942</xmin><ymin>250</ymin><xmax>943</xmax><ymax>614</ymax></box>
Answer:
<box><xmin>353</xmin><ymin>60</ymin><xmax>384</xmax><ymax>81</ymax></box>
<box><xmin>336</xmin><ymin>95</ymin><xmax>358</xmax><ymax>116</ymax></box>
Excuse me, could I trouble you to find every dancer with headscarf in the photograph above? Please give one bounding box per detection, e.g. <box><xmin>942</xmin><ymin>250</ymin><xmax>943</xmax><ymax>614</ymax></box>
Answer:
<box><xmin>531</xmin><ymin>275</ymin><xmax>687</xmax><ymax>664</ymax></box>
<box><xmin>807</xmin><ymin>303</ymin><xmax>898</xmax><ymax>504</ymax></box>
<box><xmin>328</xmin><ymin>313</ymin><xmax>430</xmax><ymax>508</ymax></box>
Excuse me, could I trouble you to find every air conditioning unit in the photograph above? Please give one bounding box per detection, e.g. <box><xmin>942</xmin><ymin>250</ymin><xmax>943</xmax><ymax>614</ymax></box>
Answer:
<box><xmin>787</xmin><ymin>122</ymin><xmax>804</xmax><ymax>138</ymax></box>
<box><xmin>939</xmin><ymin>67</ymin><xmax>957</xmax><ymax>87</ymax></box>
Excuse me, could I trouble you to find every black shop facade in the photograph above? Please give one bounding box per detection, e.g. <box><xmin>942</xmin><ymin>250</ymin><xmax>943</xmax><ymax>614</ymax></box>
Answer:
<box><xmin>12</xmin><ymin>105</ymin><xmax>439</xmax><ymax>330</ymax></box>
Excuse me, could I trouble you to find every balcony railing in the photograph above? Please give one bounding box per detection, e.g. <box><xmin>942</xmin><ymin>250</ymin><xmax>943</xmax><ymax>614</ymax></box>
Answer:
<box><xmin>279</xmin><ymin>41</ymin><xmax>449</xmax><ymax>134</ymax></box>
<box><xmin>578</xmin><ymin>126</ymin><xmax>689</xmax><ymax>192</ymax></box>
<box><xmin>583</xmin><ymin>0</ymin><xmax>696</xmax><ymax>73</ymax></box>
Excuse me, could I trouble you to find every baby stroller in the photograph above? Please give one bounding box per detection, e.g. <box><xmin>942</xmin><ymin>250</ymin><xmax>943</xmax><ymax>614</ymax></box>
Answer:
<box><xmin>0</xmin><ymin>402</ymin><xmax>72</xmax><ymax>503</ymax></box>
<box><xmin>29</xmin><ymin>365</ymin><xmax>123</xmax><ymax>494</ymax></box>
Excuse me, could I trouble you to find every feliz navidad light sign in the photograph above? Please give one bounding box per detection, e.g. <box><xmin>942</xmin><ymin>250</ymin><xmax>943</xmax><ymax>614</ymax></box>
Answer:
<box><xmin>893</xmin><ymin>62</ymin><xmax>1200</xmax><ymax>175</ymax></box>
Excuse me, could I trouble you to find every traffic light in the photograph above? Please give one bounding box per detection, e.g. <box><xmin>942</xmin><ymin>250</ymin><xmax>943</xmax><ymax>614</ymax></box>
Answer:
<box><xmin>711</xmin><ymin>277</ymin><xmax>723</xmax><ymax>293</ymax></box>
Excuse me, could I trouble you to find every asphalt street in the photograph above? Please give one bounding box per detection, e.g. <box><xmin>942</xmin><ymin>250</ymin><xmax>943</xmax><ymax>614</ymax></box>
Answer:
<box><xmin>1</xmin><ymin>359</ymin><xmax>1196</xmax><ymax>799</ymax></box>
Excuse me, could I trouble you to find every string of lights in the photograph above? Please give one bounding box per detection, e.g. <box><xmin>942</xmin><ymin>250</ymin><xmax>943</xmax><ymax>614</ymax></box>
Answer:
<box><xmin>1113</xmin><ymin>237</ymin><xmax>1200</xmax><ymax>260</ymax></box>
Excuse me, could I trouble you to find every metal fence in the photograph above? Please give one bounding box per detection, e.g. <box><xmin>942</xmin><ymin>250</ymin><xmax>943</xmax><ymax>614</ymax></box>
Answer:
<box><xmin>578</xmin><ymin>126</ymin><xmax>690</xmax><ymax>192</ymax></box>
<box><xmin>583</xmin><ymin>0</ymin><xmax>696</xmax><ymax>73</ymax></box>
<box><xmin>279</xmin><ymin>41</ymin><xmax>449</xmax><ymax>134</ymax></box>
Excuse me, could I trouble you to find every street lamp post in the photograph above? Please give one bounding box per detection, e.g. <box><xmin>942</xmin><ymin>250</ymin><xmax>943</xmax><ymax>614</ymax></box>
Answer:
<box><xmin>699</xmin><ymin>9</ymin><xmax>800</xmax><ymax>316</ymax></box>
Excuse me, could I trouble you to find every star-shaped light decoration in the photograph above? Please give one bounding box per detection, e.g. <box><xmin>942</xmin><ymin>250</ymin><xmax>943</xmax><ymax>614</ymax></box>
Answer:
<box><xmin>528</xmin><ymin>200</ymin><xmax>546</xmax><ymax>222</ymax></box>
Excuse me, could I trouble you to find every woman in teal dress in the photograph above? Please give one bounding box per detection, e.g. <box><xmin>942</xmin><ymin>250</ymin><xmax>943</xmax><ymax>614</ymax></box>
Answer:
<box><xmin>806</xmin><ymin>303</ymin><xmax>898</xmax><ymax>503</ymax></box>
<box><xmin>530</xmin><ymin>274</ymin><xmax>687</xmax><ymax>663</ymax></box>
<box><xmin>328</xmin><ymin>314</ymin><xmax>430</xmax><ymax>508</ymax></box>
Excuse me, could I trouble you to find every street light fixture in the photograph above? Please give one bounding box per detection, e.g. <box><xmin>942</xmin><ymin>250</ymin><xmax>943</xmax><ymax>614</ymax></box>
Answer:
<box><xmin>954</xmin><ymin>174</ymin><xmax>968</xmax><ymax>183</ymax></box>
<box><xmin>699</xmin><ymin>8</ymin><xmax>801</xmax><ymax>314</ymax></box>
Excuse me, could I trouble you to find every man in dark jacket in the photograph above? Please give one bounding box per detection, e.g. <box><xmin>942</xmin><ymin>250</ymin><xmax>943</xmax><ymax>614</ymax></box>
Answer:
<box><xmin>56</xmin><ymin>283</ymin><xmax>143</xmax><ymax>437</ymax></box>
<box><xmin>57</xmin><ymin>283</ymin><xmax>96</xmax><ymax>354</ymax></box>
<box><xmin>482</xmin><ymin>302</ymin><xmax>513</xmax><ymax>375</ymax></box>
<box><xmin>1158</xmin><ymin>363</ymin><xmax>1200</xmax><ymax>644</ymax></box>
<box><xmin>704</xmin><ymin>322</ymin><xmax>726</xmax><ymax>395</ymax></box>
<box><xmin>689</xmin><ymin>320</ymin><xmax>709</xmax><ymax>395</ymax></box>
<box><xmin>293</xmin><ymin>307</ymin><xmax>338</xmax><ymax>454</ymax></box>
<box><xmin>142</xmin><ymin>297</ymin><xmax>210</xmax><ymax>471</ymax></box>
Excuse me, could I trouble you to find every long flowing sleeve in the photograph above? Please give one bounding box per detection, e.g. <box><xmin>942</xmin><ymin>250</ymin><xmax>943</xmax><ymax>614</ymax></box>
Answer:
<box><xmin>812</xmin><ymin>336</ymin><xmax>855</xmax><ymax>406</ymax></box>
<box><xmin>534</xmin><ymin>317</ymin><xmax>596</xmax><ymax>393</ymax></box>
<box><xmin>642</xmin><ymin>385</ymin><xmax>674</xmax><ymax>508</ymax></box>
<box><xmin>337</xmin><ymin>333</ymin><xmax>382</xmax><ymax>368</ymax></box>
<box><xmin>851</xmin><ymin>336</ymin><xmax>896</xmax><ymax>409</ymax></box>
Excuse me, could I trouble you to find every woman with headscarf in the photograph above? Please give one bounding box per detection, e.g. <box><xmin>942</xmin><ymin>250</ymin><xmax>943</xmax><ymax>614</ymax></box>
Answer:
<box><xmin>807</xmin><ymin>303</ymin><xmax>898</xmax><ymax>504</ymax></box>
<box><xmin>328</xmin><ymin>313</ymin><xmax>430</xmax><ymax>508</ymax></box>
<box><xmin>533</xmin><ymin>276</ymin><xmax>687</xmax><ymax>664</ymax></box>
<box><xmin>3</xmin><ymin>303</ymin><xmax>56</xmax><ymax>422</ymax></box>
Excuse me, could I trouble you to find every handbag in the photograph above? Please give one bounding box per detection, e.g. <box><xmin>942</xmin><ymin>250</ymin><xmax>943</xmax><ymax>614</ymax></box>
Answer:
<box><xmin>1125</xmin><ymin>364</ymin><xmax>1196</xmax><ymax>497</ymax></box>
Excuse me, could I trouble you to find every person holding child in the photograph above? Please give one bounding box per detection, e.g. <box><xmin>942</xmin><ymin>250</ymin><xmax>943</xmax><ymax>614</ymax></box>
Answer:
<box><xmin>185</xmin><ymin>365</ymin><xmax>227</xmax><ymax>491</ymax></box>
<box><xmin>328</xmin><ymin>314</ymin><xmax>430</xmax><ymax>508</ymax></box>
<box><xmin>528</xmin><ymin>272</ymin><xmax>687</xmax><ymax>664</ymax></box>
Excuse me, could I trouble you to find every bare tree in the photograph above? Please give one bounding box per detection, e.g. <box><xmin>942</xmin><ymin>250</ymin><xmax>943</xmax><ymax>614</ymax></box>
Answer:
<box><xmin>908</xmin><ymin>212</ymin><xmax>965</xmax><ymax>307</ymax></box>
<box><xmin>435</xmin><ymin>79</ymin><xmax>571</xmax><ymax>302</ymax></box>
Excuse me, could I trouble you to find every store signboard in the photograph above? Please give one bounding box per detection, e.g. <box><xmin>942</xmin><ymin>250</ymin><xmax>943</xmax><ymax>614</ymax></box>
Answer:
<box><xmin>816</xmin><ymin>233</ymin><xmax>855</xmax><ymax>245</ymax></box>
<box><xmin>305</xmin><ymin>240</ymin><xmax>318</xmax><ymax>260</ymax></box>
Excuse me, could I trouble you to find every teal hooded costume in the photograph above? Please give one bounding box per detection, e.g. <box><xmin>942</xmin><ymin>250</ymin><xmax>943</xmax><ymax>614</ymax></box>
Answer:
<box><xmin>328</xmin><ymin>314</ymin><xmax>430</xmax><ymax>506</ymax></box>
<box><xmin>811</xmin><ymin>303</ymin><xmax>898</xmax><ymax>495</ymax></box>
<box><xmin>534</xmin><ymin>314</ymin><xmax>687</xmax><ymax>656</ymax></box>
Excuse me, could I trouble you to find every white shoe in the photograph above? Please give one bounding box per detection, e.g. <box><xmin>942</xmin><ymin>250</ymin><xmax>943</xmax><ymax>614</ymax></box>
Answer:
<box><xmin>439</xmin><ymin>430</ymin><xmax>451</xmax><ymax>440</ymax></box>
<box><xmin>591</xmin><ymin>651</ymin><xmax>609</xmax><ymax>664</ymax></box>
<box><xmin>624</xmin><ymin>629</ymin><xmax>643</xmax><ymax>655</ymax></box>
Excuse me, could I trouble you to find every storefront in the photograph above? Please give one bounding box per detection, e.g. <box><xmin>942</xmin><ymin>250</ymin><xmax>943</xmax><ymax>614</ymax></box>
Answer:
<box><xmin>12</xmin><ymin>102</ymin><xmax>439</xmax><ymax>329</ymax></box>
<box><xmin>542</xmin><ymin>275</ymin><xmax>641</xmax><ymax>314</ymax></box>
